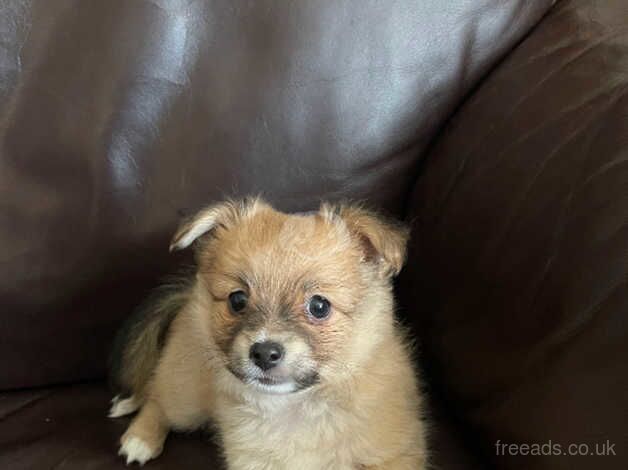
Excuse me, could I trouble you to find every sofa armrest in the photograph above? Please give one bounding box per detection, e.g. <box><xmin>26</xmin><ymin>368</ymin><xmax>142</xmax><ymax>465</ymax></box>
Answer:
<box><xmin>400</xmin><ymin>1</ymin><xmax>628</xmax><ymax>468</ymax></box>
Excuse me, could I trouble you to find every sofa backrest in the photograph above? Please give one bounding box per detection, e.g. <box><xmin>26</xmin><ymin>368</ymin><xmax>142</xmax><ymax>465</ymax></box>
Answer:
<box><xmin>0</xmin><ymin>0</ymin><xmax>552</xmax><ymax>389</ymax></box>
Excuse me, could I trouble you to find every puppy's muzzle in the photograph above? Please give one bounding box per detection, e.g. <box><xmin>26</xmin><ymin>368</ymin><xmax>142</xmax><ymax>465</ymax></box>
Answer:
<box><xmin>249</xmin><ymin>341</ymin><xmax>284</xmax><ymax>371</ymax></box>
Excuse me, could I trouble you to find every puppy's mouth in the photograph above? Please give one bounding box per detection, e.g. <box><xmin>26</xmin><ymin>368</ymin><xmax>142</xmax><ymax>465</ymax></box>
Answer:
<box><xmin>226</xmin><ymin>365</ymin><xmax>319</xmax><ymax>394</ymax></box>
<box><xmin>255</xmin><ymin>376</ymin><xmax>283</xmax><ymax>386</ymax></box>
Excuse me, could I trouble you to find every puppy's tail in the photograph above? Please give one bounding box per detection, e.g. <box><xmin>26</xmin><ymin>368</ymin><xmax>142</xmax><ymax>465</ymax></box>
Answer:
<box><xmin>108</xmin><ymin>276</ymin><xmax>192</xmax><ymax>403</ymax></box>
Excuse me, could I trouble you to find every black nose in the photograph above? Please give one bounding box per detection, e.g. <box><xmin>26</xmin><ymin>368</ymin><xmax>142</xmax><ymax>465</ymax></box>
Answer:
<box><xmin>249</xmin><ymin>341</ymin><xmax>284</xmax><ymax>371</ymax></box>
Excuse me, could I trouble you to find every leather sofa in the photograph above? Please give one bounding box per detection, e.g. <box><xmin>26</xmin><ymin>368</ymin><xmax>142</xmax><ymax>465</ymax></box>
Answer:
<box><xmin>1</xmin><ymin>0</ymin><xmax>626</xmax><ymax>468</ymax></box>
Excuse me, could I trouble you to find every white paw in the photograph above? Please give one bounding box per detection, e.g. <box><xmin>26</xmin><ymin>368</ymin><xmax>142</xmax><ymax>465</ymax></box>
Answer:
<box><xmin>118</xmin><ymin>436</ymin><xmax>159</xmax><ymax>466</ymax></box>
<box><xmin>109</xmin><ymin>395</ymin><xmax>139</xmax><ymax>418</ymax></box>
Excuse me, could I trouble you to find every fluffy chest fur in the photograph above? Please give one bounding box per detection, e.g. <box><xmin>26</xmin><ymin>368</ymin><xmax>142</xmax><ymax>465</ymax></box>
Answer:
<box><xmin>213</xmin><ymin>387</ymin><xmax>365</xmax><ymax>470</ymax></box>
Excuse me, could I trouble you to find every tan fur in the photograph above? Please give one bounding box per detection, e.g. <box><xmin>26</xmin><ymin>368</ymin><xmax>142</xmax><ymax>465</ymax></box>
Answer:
<box><xmin>119</xmin><ymin>287</ymin><xmax>188</xmax><ymax>402</ymax></box>
<box><xmin>112</xmin><ymin>198</ymin><xmax>427</xmax><ymax>469</ymax></box>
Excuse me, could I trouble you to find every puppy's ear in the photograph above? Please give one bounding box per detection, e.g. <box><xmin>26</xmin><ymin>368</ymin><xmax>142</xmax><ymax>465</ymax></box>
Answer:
<box><xmin>169</xmin><ymin>197</ymin><xmax>264</xmax><ymax>252</ymax></box>
<box><xmin>321</xmin><ymin>203</ymin><xmax>410</xmax><ymax>278</ymax></box>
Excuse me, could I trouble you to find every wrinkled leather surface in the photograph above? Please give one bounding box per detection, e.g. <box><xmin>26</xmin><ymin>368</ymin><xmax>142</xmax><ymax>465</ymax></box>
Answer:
<box><xmin>0</xmin><ymin>383</ymin><xmax>487</xmax><ymax>470</ymax></box>
<box><xmin>401</xmin><ymin>0</ymin><xmax>628</xmax><ymax>469</ymax></box>
<box><xmin>0</xmin><ymin>384</ymin><xmax>221</xmax><ymax>469</ymax></box>
<box><xmin>0</xmin><ymin>0</ymin><xmax>552</xmax><ymax>390</ymax></box>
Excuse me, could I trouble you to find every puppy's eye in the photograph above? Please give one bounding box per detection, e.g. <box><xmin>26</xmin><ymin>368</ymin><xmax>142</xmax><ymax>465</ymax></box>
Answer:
<box><xmin>307</xmin><ymin>295</ymin><xmax>331</xmax><ymax>320</ymax></box>
<box><xmin>228</xmin><ymin>290</ymin><xmax>248</xmax><ymax>313</ymax></box>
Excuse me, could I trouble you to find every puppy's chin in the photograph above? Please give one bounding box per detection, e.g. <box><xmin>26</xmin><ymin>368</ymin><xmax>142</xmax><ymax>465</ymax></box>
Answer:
<box><xmin>247</xmin><ymin>379</ymin><xmax>300</xmax><ymax>395</ymax></box>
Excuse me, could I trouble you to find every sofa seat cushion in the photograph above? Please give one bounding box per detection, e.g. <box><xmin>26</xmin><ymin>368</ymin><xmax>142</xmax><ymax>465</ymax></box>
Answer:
<box><xmin>0</xmin><ymin>382</ymin><xmax>484</xmax><ymax>469</ymax></box>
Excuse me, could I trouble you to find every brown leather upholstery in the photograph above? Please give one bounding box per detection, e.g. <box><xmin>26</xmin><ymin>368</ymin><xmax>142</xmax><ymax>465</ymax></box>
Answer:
<box><xmin>1</xmin><ymin>0</ymin><xmax>626</xmax><ymax>469</ymax></box>
<box><xmin>401</xmin><ymin>0</ymin><xmax>628</xmax><ymax>468</ymax></box>
<box><xmin>0</xmin><ymin>384</ymin><xmax>223</xmax><ymax>469</ymax></box>
<box><xmin>0</xmin><ymin>0</ymin><xmax>552</xmax><ymax>391</ymax></box>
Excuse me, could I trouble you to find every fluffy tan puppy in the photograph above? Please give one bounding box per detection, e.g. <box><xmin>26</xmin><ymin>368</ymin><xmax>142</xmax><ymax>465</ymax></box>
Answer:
<box><xmin>108</xmin><ymin>198</ymin><xmax>427</xmax><ymax>469</ymax></box>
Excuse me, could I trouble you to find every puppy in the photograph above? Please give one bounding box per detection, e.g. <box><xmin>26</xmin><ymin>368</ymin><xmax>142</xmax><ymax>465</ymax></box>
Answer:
<box><xmin>109</xmin><ymin>198</ymin><xmax>427</xmax><ymax>469</ymax></box>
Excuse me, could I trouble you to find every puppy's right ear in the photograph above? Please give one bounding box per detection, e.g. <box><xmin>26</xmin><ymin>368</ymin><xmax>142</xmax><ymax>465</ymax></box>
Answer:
<box><xmin>169</xmin><ymin>197</ymin><xmax>264</xmax><ymax>252</ymax></box>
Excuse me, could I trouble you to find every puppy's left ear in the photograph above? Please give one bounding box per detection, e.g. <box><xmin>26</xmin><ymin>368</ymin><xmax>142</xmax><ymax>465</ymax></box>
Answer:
<box><xmin>322</xmin><ymin>203</ymin><xmax>410</xmax><ymax>278</ymax></box>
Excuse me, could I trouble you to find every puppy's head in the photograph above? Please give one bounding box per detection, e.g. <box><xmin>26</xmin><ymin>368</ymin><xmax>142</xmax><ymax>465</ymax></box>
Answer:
<box><xmin>171</xmin><ymin>197</ymin><xmax>408</xmax><ymax>395</ymax></box>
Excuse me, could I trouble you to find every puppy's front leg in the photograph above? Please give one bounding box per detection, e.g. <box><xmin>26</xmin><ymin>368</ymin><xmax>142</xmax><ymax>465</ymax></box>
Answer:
<box><xmin>119</xmin><ymin>400</ymin><xmax>169</xmax><ymax>465</ymax></box>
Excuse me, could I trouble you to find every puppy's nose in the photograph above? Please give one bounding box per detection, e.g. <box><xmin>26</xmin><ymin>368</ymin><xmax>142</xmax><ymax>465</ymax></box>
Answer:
<box><xmin>249</xmin><ymin>341</ymin><xmax>284</xmax><ymax>371</ymax></box>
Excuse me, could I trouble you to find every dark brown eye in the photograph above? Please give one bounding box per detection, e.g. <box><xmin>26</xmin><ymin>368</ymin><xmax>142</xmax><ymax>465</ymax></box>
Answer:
<box><xmin>228</xmin><ymin>290</ymin><xmax>248</xmax><ymax>313</ymax></box>
<box><xmin>307</xmin><ymin>295</ymin><xmax>331</xmax><ymax>320</ymax></box>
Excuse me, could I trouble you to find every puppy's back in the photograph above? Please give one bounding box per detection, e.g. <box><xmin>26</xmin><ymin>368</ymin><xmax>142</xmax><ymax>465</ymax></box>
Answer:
<box><xmin>108</xmin><ymin>276</ymin><xmax>192</xmax><ymax>401</ymax></box>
